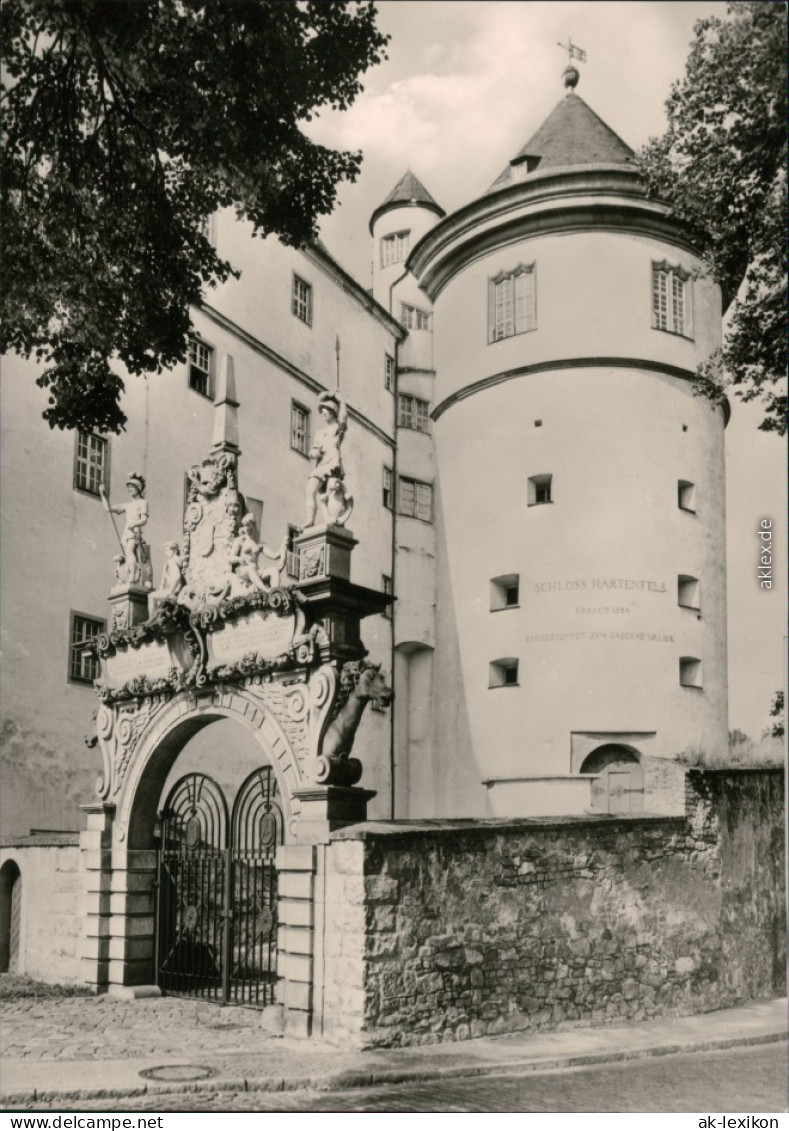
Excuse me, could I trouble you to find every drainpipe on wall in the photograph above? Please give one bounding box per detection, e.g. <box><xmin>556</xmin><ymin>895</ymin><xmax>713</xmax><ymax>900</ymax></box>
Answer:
<box><xmin>389</xmin><ymin>338</ymin><xmax>399</xmax><ymax>820</ymax></box>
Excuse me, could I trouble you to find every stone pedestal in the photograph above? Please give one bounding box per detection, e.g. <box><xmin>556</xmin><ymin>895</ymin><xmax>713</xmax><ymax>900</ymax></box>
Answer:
<box><xmin>292</xmin><ymin>785</ymin><xmax>376</xmax><ymax>845</ymax></box>
<box><xmin>295</xmin><ymin>524</ymin><xmax>358</xmax><ymax>583</ymax></box>
<box><xmin>108</xmin><ymin>585</ymin><xmax>151</xmax><ymax>633</ymax></box>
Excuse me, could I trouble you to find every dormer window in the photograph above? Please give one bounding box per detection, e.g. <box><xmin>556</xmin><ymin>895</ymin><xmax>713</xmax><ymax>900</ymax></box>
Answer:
<box><xmin>489</xmin><ymin>265</ymin><xmax>536</xmax><ymax>342</ymax></box>
<box><xmin>509</xmin><ymin>154</ymin><xmax>541</xmax><ymax>179</ymax></box>
<box><xmin>652</xmin><ymin>262</ymin><xmax>693</xmax><ymax>338</ymax></box>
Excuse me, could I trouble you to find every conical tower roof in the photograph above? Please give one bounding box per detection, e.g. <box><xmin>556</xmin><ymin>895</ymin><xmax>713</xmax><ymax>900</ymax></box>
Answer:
<box><xmin>369</xmin><ymin>170</ymin><xmax>445</xmax><ymax>233</ymax></box>
<box><xmin>488</xmin><ymin>86</ymin><xmax>633</xmax><ymax>193</ymax></box>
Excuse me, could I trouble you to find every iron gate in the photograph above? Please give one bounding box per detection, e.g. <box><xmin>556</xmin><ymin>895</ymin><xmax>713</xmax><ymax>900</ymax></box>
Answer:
<box><xmin>156</xmin><ymin>767</ymin><xmax>282</xmax><ymax>1006</ymax></box>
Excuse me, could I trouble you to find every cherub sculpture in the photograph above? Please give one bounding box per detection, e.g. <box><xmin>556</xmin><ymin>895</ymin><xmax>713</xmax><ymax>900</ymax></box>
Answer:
<box><xmin>148</xmin><ymin>542</ymin><xmax>185</xmax><ymax>613</ymax></box>
<box><xmin>320</xmin><ymin>476</ymin><xmax>354</xmax><ymax>527</ymax></box>
<box><xmin>229</xmin><ymin>514</ymin><xmax>288</xmax><ymax>591</ymax></box>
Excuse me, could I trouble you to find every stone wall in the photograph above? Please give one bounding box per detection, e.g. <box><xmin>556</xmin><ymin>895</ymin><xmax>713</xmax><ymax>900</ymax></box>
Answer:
<box><xmin>323</xmin><ymin>769</ymin><xmax>785</xmax><ymax>1047</ymax></box>
<box><xmin>0</xmin><ymin>836</ymin><xmax>82</xmax><ymax>984</ymax></box>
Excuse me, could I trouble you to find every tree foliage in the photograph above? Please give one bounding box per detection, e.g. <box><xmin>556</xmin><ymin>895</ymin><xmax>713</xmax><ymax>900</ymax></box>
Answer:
<box><xmin>637</xmin><ymin>1</ymin><xmax>787</xmax><ymax>434</ymax></box>
<box><xmin>765</xmin><ymin>689</ymin><xmax>784</xmax><ymax>740</ymax></box>
<box><xmin>1</xmin><ymin>0</ymin><xmax>388</xmax><ymax>432</ymax></box>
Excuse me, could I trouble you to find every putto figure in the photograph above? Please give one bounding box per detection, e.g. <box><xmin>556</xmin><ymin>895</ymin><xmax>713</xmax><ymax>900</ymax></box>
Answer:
<box><xmin>100</xmin><ymin>473</ymin><xmax>152</xmax><ymax>588</ymax></box>
<box><xmin>148</xmin><ymin>542</ymin><xmax>185</xmax><ymax>613</ymax></box>
<box><xmin>230</xmin><ymin>514</ymin><xmax>288</xmax><ymax>591</ymax></box>
<box><xmin>320</xmin><ymin>476</ymin><xmax>354</xmax><ymax>527</ymax></box>
<box><xmin>305</xmin><ymin>390</ymin><xmax>350</xmax><ymax>528</ymax></box>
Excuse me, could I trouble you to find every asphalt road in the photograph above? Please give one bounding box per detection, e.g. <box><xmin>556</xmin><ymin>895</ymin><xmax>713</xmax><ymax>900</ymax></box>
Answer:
<box><xmin>22</xmin><ymin>1042</ymin><xmax>788</xmax><ymax>1115</ymax></box>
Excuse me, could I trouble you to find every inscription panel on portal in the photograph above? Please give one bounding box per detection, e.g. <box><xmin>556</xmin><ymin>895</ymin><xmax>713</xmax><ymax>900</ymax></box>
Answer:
<box><xmin>103</xmin><ymin>640</ymin><xmax>172</xmax><ymax>686</ymax></box>
<box><xmin>209</xmin><ymin>610</ymin><xmax>296</xmax><ymax>665</ymax></box>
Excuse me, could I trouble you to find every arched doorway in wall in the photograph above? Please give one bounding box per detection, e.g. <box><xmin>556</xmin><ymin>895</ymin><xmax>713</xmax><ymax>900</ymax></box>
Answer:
<box><xmin>580</xmin><ymin>745</ymin><xmax>644</xmax><ymax>814</ymax></box>
<box><xmin>0</xmin><ymin>860</ymin><xmax>22</xmax><ymax>973</ymax></box>
<box><xmin>154</xmin><ymin>720</ymin><xmax>284</xmax><ymax>1007</ymax></box>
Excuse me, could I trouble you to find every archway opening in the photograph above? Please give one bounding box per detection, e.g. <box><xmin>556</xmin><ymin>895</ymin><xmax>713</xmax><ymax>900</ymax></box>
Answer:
<box><xmin>156</xmin><ymin>753</ymin><xmax>283</xmax><ymax>1007</ymax></box>
<box><xmin>0</xmin><ymin>860</ymin><xmax>22</xmax><ymax>973</ymax></box>
<box><xmin>120</xmin><ymin>712</ymin><xmax>287</xmax><ymax>997</ymax></box>
<box><xmin>581</xmin><ymin>744</ymin><xmax>644</xmax><ymax>814</ymax></box>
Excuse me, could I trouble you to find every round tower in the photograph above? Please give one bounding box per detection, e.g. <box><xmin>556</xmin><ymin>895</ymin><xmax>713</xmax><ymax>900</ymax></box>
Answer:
<box><xmin>410</xmin><ymin>71</ymin><xmax>728</xmax><ymax>817</ymax></box>
<box><xmin>369</xmin><ymin>170</ymin><xmax>445</xmax><ymax>311</ymax></box>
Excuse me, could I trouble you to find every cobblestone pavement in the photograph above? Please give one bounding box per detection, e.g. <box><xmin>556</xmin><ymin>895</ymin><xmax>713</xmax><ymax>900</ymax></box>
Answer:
<box><xmin>15</xmin><ymin>1045</ymin><xmax>787</xmax><ymax>1114</ymax></box>
<box><xmin>2</xmin><ymin>994</ymin><xmax>786</xmax><ymax>1110</ymax></box>
<box><xmin>1</xmin><ymin>997</ymin><xmax>274</xmax><ymax>1062</ymax></box>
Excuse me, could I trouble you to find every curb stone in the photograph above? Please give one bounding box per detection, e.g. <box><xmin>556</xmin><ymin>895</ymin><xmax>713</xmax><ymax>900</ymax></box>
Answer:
<box><xmin>3</xmin><ymin>1028</ymin><xmax>785</xmax><ymax>1107</ymax></box>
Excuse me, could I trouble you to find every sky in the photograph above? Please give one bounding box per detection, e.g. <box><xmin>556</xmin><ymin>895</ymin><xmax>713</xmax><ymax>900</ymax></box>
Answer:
<box><xmin>306</xmin><ymin>1</ymin><xmax>786</xmax><ymax>742</ymax></box>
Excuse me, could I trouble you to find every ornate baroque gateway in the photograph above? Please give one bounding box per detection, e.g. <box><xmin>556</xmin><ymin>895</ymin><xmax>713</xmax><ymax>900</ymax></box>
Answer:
<box><xmin>87</xmin><ymin>362</ymin><xmax>391</xmax><ymax>821</ymax></box>
<box><xmin>80</xmin><ymin>360</ymin><xmax>391</xmax><ymax>1029</ymax></box>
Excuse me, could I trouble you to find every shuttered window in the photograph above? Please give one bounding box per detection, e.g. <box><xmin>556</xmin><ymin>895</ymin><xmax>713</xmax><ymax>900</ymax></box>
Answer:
<box><xmin>652</xmin><ymin>262</ymin><xmax>692</xmax><ymax>337</ymax></box>
<box><xmin>398</xmin><ymin>476</ymin><xmax>433</xmax><ymax>523</ymax></box>
<box><xmin>489</xmin><ymin>265</ymin><xmax>536</xmax><ymax>342</ymax></box>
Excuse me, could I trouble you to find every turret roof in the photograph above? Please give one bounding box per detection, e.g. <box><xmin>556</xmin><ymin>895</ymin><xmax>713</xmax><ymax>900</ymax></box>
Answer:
<box><xmin>369</xmin><ymin>170</ymin><xmax>445</xmax><ymax>233</ymax></box>
<box><xmin>488</xmin><ymin>91</ymin><xmax>634</xmax><ymax>192</ymax></box>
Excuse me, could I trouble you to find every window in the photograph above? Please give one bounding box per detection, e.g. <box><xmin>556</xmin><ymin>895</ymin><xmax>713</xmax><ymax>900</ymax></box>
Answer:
<box><xmin>678</xmin><ymin>480</ymin><xmax>696</xmax><ymax>512</ymax></box>
<box><xmin>398</xmin><ymin>394</ymin><xmax>430</xmax><ymax>432</ymax></box>
<box><xmin>382</xmin><ymin>575</ymin><xmax>393</xmax><ymax>619</ymax></box>
<box><xmin>490</xmin><ymin>574</ymin><xmax>519</xmax><ymax>611</ymax></box>
<box><xmin>286</xmin><ymin>524</ymin><xmax>300</xmax><ymax>579</ymax></box>
<box><xmin>383</xmin><ymin>466</ymin><xmax>393</xmax><ymax>510</ymax></box>
<box><xmin>398</xmin><ymin>476</ymin><xmax>433</xmax><ymax>522</ymax></box>
<box><xmin>74</xmin><ymin>431</ymin><xmax>108</xmax><ymax>496</ymax></box>
<box><xmin>528</xmin><ymin>474</ymin><xmax>552</xmax><ymax>506</ymax></box>
<box><xmin>290</xmin><ymin>402</ymin><xmax>310</xmax><ymax>456</ymax></box>
<box><xmin>401</xmin><ymin>303</ymin><xmax>431</xmax><ymax>331</ymax></box>
<box><xmin>652</xmin><ymin>262</ymin><xmax>692</xmax><ymax>337</ymax></box>
<box><xmin>679</xmin><ymin>656</ymin><xmax>702</xmax><ymax>688</ymax></box>
<box><xmin>69</xmin><ymin>613</ymin><xmax>105</xmax><ymax>683</ymax></box>
<box><xmin>489</xmin><ymin>265</ymin><xmax>536</xmax><ymax>342</ymax></box>
<box><xmin>381</xmin><ymin>230</ymin><xmax>410</xmax><ymax>267</ymax></box>
<box><xmin>384</xmin><ymin>354</ymin><xmax>395</xmax><ymax>393</ymax></box>
<box><xmin>188</xmin><ymin>336</ymin><xmax>214</xmax><ymax>398</ymax></box>
<box><xmin>489</xmin><ymin>658</ymin><xmax>519</xmax><ymax>688</ymax></box>
<box><xmin>292</xmin><ymin>275</ymin><xmax>313</xmax><ymax>325</ymax></box>
<box><xmin>678</xmin><ymin>575</ymin><xmax>700</xmax><ymax>611</ymax></box>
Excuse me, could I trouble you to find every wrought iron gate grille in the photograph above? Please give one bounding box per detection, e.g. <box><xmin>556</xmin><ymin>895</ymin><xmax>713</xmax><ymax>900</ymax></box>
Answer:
<box><xmin>156</xmin><ymin>767</ymin><xmax>282</xmax><ymax>1006</ymax></box>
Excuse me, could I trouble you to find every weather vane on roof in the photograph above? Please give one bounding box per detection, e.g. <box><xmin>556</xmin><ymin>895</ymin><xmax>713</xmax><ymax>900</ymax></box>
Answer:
<box><xmin>557</xmin><ymin>37</ymin><xmax>587</xmax><ymax>64</ymax></box>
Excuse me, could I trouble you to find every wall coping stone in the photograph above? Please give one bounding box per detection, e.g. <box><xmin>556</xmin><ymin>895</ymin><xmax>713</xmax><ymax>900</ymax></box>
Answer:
<box><xmin>1</xmin><ymin>833</ymin><xmax>80</xmax><ymax>848</ymax></box>
<box><xmin>330</xmin><ymin>813</ymin><xmax>686</xmax><ymax>841</ymax></box>
<box><xmin>687</xmin><ymin>767</ymin><xmax>784</xmax><ymax>777</ymax></box>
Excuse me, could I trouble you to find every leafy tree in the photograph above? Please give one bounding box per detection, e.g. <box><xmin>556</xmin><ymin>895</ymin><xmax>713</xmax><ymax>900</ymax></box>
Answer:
<box><xmin>727</xmin><ymin>728</ymin><xmax>751</xmax><ymax>749</ymax></box>
<box><xmin>1</xmin><ymin>0</ymin><xmax>388</xmax><ymax>433</ymax></box>
<box><xmin>637</xmin><ymin>1</ymin><xmax>787</xmax><ymax>434</ymax></box>
<box><xmin>764</xmin><ymin>689</ymin><xmax>784</xmax><ymax>740</ymax></box>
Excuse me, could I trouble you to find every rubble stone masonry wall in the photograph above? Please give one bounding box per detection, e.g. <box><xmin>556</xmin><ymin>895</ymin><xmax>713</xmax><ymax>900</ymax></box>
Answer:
<box><xmin>323</xmin><ymin>769</ymin><xmax>785</xmax><ymax>1047</ymax></box>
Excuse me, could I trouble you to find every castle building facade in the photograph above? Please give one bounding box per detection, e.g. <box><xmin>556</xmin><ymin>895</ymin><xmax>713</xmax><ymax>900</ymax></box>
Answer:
<box><xmin>0</xmin><ymin>70</ymin><xmax>728</xmax><ymax>840</ymax></box>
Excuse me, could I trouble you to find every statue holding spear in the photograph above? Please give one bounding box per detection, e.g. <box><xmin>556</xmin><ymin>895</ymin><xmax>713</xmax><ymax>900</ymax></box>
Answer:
<box><xmin>303</xmin><ymin>335</ymin><xmax>353</xmax><ymax>529</ymax></box>
<box><xmin>99</xmin><ymin>472</ymin><xmax>152</xmax><ymax>588</ymax></box>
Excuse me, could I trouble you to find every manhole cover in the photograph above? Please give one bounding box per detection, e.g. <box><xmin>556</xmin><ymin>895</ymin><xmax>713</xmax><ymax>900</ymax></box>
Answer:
<box><xmin>139</xmin><ymin>1064</ymin><xmax>218</xmax><ymax>1082</ymax></box>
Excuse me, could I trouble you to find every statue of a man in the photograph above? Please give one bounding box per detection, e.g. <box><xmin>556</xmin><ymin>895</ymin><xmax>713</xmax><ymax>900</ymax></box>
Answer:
<box><xmin>100</xmin><ymin>473</ymin><xmax>151</xmax><ymax>587</ymax></box>
<box><xmin>305</xmin><ymin>390</ymin><xmax>348</xmax><ymax>529</ymax></box>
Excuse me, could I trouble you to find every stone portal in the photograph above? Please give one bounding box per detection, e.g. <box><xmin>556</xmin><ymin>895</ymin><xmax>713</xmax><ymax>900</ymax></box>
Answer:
<box><xmin>80</xmin><ymin>359</ymin><xmax>391</xmax><ymax>1036</ymax></box>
